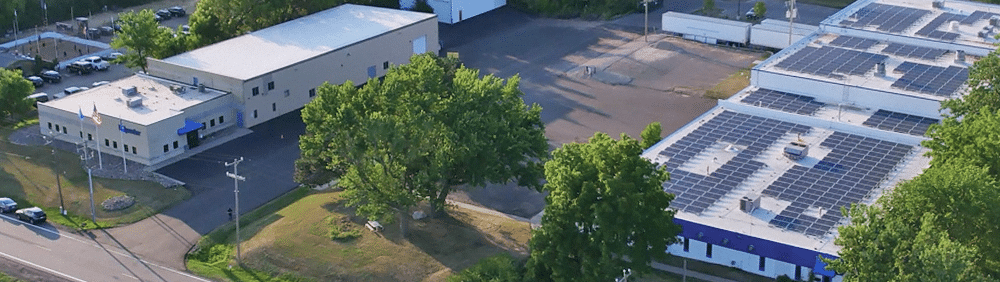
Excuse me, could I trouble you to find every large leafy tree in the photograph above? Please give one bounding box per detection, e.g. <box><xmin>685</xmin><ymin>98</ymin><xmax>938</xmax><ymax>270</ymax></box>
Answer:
<box><xmin>110</xmin><ymin>10</ymin><xmax>171</xmax><ymax>73</ymax></box>
<box><xmin>827</xmin><ymin>159</ymin><xmax>999</xmax><ymax>281</ymax></box>
<box><xmin>640</xmin><ymin>121</ymin><xmax>662</xmax><ymax>149</ymax></box>
<box><xmin>0</xmin><ymin>69</ymin><xmax>34</xmax><ymax>120</ymax></box>
<box><xmin>941</xmin><ymin>49</ymin><xmax>1000</xmax><ymax>119</ymax></box>
<box><xmin>526</xmin><ymin>132</ymin><xmax>680</xmax><ymax>282</ymax></box>
<box><xmin>923</xmin><ymin>108</ymin><xmax>1000</xmax><ymax>177</ymax></box>
<box><xmin>298</xmin><ymin>54</ymin><xmax>547</xmax><ymax>234</ymax></box>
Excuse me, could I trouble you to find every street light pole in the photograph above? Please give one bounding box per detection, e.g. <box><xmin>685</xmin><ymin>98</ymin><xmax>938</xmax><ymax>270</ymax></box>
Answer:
<box><xmin>225</xmin><ymin>157</ymin><xmax>245</xmax><ymax>264</ymax></box>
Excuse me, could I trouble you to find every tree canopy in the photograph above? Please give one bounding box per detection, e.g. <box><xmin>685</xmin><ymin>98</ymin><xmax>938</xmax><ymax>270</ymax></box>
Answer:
<box><xmin>923</xmin><ymin>107</ymin><xmax>1000</xmax><ymax>177</ymax></box>
<box><xmin>526</xmin><ymin>132</ymin><xmax>680</xmax><ymax>282</ymax></box>
<box><xmin>0</xmin><ymin>69</ymin><xmax>35</xmax><ymax>120</ymax></box>
<box><xmin>110</xmin><ymin>10</ymin><xmax>173</xmax><ymax>72</ymax></box>
<box><xmin>640</xmin><ymin>121</ymin><xmax>662</xmax><ymax>149</ymax></box>
<box><xmin>940</xmin><ymin>49</ymin><xmax>1000</xmax><ymax>119</ymax></box>
<box><xmin>298</xmin><ymin>54</ymin><xmax>547</xmax><ymax>233</ymax></box>
<box><xmin>827</xmin><ymin>158</ymin><xmax>999</xmax><ymax>281</ymax></box>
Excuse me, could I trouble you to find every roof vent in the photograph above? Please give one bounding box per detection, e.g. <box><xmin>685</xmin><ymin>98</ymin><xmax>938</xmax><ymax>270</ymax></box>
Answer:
<box><xmin>171</xmin><ymin>85</ymin><xmax>187</xmax><ymax>94</ymax></box>
<box><xmin>956</xmin><ymin>50</ymin><xmax>966</xmax><ymax>63</ymax></box>
<box><xmin>122</xmin><ymin>86</ymin><xmax>138</xmax><ymax>96</ymax></box>
<box><xmin>198</xmin><ymin>83</ymin><xmax>206</xmax><ymax>93</ymax></box>
<box><xmin>932</xmin><ymin>0</ymin><xmax>944</xmax><ymax>9</ymax></box>
<box><xmin>875</xmin><ymin>62</ymin><xmax>886</xmax><ymax>77</ymax></box>
<box><xmin>950</xmin><ymin>21</ymin><xmax>960</xmax><ymax>31</ymax></box>
<box><xmin>740</xmin><ymin>195</ymin><xmax>760</xmax><ymax>213</ymax></box>
<box><xmin>979</xmin><ymin>27</ymin><xmax>991</xmax><ymax>38</ymax></box>
<box><xmin>783</xmin><ymin>140</ymin><xmax>809</xmax><ymax>160</ymax></box>
<box><xmin>127</xmin><ymin>96</ymin><xmax>143</xmax><ymax>108</ymax></box>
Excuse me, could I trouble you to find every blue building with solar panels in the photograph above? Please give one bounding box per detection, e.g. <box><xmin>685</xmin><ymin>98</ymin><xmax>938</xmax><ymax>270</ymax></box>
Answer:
<box><xmin>643</xmin><ymin>0</ymin><xmax>999</xmax><ymax>281</ymax></box>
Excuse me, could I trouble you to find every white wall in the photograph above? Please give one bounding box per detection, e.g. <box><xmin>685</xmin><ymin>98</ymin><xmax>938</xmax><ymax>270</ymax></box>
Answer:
<box><xmin>751</xmin><ymin>22</ymin><xmax>818</xmax><ymax>49</ymax></box>
<box><xmin>662</xmin><ymin>12</ymin><xmax>751</xmax><ymax>44</ymax></box>
<box><xmin>666</xmin><ymin>238</ymin><xmax>830</xmax><ymax>281</ymax></box>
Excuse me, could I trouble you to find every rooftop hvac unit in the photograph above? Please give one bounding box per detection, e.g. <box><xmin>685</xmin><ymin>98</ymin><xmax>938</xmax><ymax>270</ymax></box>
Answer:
<box><xmin>127</xmin><ymin>97</ymin><xmax>142</xmax><ymax>108</ymax></box>
<box><xmin>198</xmin><ymin>83</ymin><xmax>206</xmax><ymax>93</ymax></box>
<box><xmin>991</xmin><ymin>15</ymin><xmax>1000</xmax><ymax>27</ymax></box>
<box><xmin>122</xmin><ymin>86</ymin><xmax>138</xmax><ymax>96</ymax></box>
<box><xmin>784</xmin><ymin>141</ymin><xmax>809</xmax><ymax>160</ymax></box>
<box><xmin>932</xmin><ymin>0</ymin><xmax>944</xmax><ymax>9</ymax></box>
<box><xmin>740</xmin><ymin>195</ymin><xmax>760</xmax><ymax>213</ymax></box>
<box><xmin>979</xmin><ymin>28</ymin><xmax>991</xmax><ymax>38</ymax></box>
<box><xmin>950</xmin><ymin>21</ymin><xmax>960</xmax><ymax>31</ymax></box>
<box><xmin>875</xmin><ymin>62</ymin><xmax>886</xmax><ymax>77</ymax></box>
<box><xmin>956</xmin><ymin>50</ymin><xmax>966</xmax><ymax>63</ymax></box>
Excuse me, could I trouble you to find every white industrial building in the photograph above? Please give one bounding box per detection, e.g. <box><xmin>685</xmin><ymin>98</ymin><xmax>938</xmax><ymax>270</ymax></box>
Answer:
<box><xmin>37</xmin><ymin>4</ymin><xmax>439</xmax><ymax>166</ymax></box>
<box><xmin>401</xmin><ymin>0</ymin><xmax>506</xmax><ymax>24</ymax></box>
<box><xmin>646</xmin><ymin>0</ymin><xmax>998</xmax><ymax>281</ymax></box>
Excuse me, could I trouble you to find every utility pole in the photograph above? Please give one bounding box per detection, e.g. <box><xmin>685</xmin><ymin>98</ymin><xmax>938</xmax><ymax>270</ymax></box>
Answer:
<box><xmin>225</xmin><ymin>157</ymin><xmax>245</xmax><ymax>264</ymax></box>
<box><xmin>41</xmin><ymin>133</ymin><xmax>65</xmax><ymax>215</ymax></box>
<box><xmin>643</xmin><ymin>0</ymin><xmax>652</xmax><ymax>42</ymax></box>
<box><xmin>787</xmin><ymin>0</ymin><xmax>797</xmax><ymax>46</ymax></box>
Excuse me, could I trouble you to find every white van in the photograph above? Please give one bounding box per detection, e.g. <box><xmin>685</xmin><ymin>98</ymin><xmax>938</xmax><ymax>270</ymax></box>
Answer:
<box><xmin>81</xmin><ymin>56</ymin><xmax>111</xmax><ymax>71</ymax></box>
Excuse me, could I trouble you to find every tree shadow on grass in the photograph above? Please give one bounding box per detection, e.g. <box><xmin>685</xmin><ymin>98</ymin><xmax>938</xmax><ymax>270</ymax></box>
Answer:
<box><xmin>406</xmin><ymin>205</ymin><xmax>531</xmax><ymax>272</ymax></box>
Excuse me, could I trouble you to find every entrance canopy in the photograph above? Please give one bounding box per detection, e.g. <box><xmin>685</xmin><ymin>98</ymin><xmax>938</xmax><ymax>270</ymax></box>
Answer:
<box><xmin>177</xmin><ymin>119</ymin><xmax>204</xmax><ymax>135</ymax></box>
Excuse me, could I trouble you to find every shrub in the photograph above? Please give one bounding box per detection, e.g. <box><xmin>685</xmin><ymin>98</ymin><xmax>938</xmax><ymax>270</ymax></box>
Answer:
<box><xmin>448</xmin><ymin>254</ymin><xmax>524</xmax><ymax>282</ymax></box>
<box><xmin>189</xmin><ymin>244</ymin><xmax>232</xmax><ymax>265</ymax></box>
<box><xmin>326</xmin><ymin>216</ymin><xmax>362</xmax><ymax>242</ymax></box>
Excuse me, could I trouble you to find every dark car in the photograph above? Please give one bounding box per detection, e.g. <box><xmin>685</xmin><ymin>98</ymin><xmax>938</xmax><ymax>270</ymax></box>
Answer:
<box><xmin>154</xmin><ymin>14</ymin><xmax>163</xmax><ymax>22</ymax></box>
<box><xmin>86</xmin><ymin>28</ymin><xmax>101</xmax><ymax>39</ymax></box>
<box><xmin>0</xmin><ymin>198</ymin><xmax>17</xmax><ymax>213</ymax></box>
<box><xmin>39</xmin><ymin>70</ymin><xmax>61</xmax><ymax>83</ymax></box>
<box><xmin>56</xmin><ymin>22</ymin><xmax>73</xmax><ymax>31</ymax></box>
<box><xmin>167</xmin><ymin>6</ymin><xmax>186</xmax><ymax>17</ymax></box>
<box><xmin>15</xmin><ymin>207</ymin><xmax>46</xmax><ymax>224</ymax></box>
<box><xmin>68</xmin><ymin>61</ymin><xmax>95</xmax><ymax>75</ymax></box>
<box><xmin>156</xmin><ymin>9</ymin><xmax>172</xmax><ymax>20</ymax></box>
<box><xmin>100</xmin><ymin>26</ymin><xmax>114</xmax><ymax>35</ymax></box>
<box><xmin>26</xmin><ymin>76</ymin><xmax>44</xmax><ymax>87</ymax></box>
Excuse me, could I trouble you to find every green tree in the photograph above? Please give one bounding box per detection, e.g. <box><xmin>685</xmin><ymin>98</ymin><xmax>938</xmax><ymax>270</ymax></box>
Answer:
<box><xmin>110</xmin><ymin>10</ymin><xmax>166</xmax><ymax>73</ymax></box>
<box><xmin>413</xmin><ymin>0</ymin><xmax>434</xmax><ymax>13</ymax></box>
<box><xmin>753</xmin><ymin>2</ymin><xmax>767</xmax><ymax>19</ymax></box>
<box><xmin>299</xmin><ymin>54</ymin><xmax>547</xmax><ymax>235</ymax></box>
<box><xmin>941</xmin><ymin>49</ymin><xmax>1000</xmax><ymax>119</ymax></box>
<box><xmin>0</xmin><ymin>69</ymin><xmax>35</xmax><ymax>120</ymax></box>
<box><xmin>923</xmin><ymin>108</ymin><xmax>1000</xmax><ymax>177</ymax></box>
<box><xmin>827</xmin><ymin>159</ymin><xmax>999</xmax><ymax>280</ymax></box>
<box><xmin>703</xmin><ymin>0</ymin><xmax>716</xmax><ymax>14</ymax></box>
<box><xmin>526</xmin><ymin>132</ymin><xmax>680</xmax><ymax>282</ymax></box>
<box><xmin>448</xmin><ymin>254</ymin><xmax>524</xmax><ymax>282</ymax></box>
<box><xmin>640</xmin><ymin>121</ymin><xmax>662</xmax><ymax>149</ymax></box>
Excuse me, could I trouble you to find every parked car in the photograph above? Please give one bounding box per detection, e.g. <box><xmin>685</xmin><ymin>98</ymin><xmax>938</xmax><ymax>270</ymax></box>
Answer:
<box><xmin>26</xmin><ymin>93</ymin><xmax>51</xmax><ymax>105</ymax></box>
<box><xmin>100</xmin><ymin>26</ymin><xmax>114</xmax><ymax>35</ymax></box>
<box><xmin>67</xmin><ymin>61</ymin><xmax>95</xmax><ymax>75</ymax></box>
<box><xmin>746</xmin><ymin>9</ymin><xmax>762</xmax><ymax>21</ymax></box>
<box><xmin>92</xmin><ymin>81</ymin><xmax>110</xmax><ymax>87</ymax></box>
<box><xmin>181</xmin><ymin>25</ymin><xmax>190</xmax><ymax>35</ymax></box>
<box><xmin>26</xmin><ymin>76</ymin><xmax>44</xmax><ymax>87</ymax></box>
<box><xmin>102</xmin><ymin>52</ymin><xmax>123</xmax><ymax>61</ymax></box>
<box><xmin>81</xmin><ymin>56</ymin><xmax>110</xmax><ymax>71</ymax></box>
<box><xmin>15</xmin><ymin>207</ymin><xmax>46</xmax><ymax>224</ymax></box>
<box><xmin>86</xmin><ymin>28</ymin><xmax>101</xmax><ymax>39</ymax></box>
<box><xmin>0</xmin><ymin>198</ymin><xmax>17</xmax><ymax>213</ymax></box>
<box><xmin>56</xmin><ymin>22</ymin><xmax>73</xmax><ymax>31</ymax></box>
<box><xmin>167</xmin><ymin>6</ymin><xmax>186</xmax><ymax>17</ymax></box>
<box><xmin>39</xmin><ymin>70</ymin><xmax>61</xmax><ymax>83</ymax></box>
<box><xmin>156</xmin><ymin>9</ymin><xmax>173</xmax><ymax>20</ymax></box>
<box><xmin>154</xmin><ymin>14</ymin><xmax>163</xmax><ymax>22</ymax></box>
<box><xmin>63</xmin><ymin>86</ymin><xmax>86</xmax><ymax>95</ymax></box>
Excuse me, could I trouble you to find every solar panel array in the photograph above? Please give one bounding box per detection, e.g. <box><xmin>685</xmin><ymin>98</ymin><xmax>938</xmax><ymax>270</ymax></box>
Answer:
<box><xmin>840</xmin><ymin>3</ymin><xmax>930</xmax><ymax>33</ymax></box>
<box><xmin>862</xmin><ymin>110</ymin><xmax>939</xmax><ymax>136</ymax></box>
<box><xmin>881</xmin><ymin>43</ymin><xmax>947</xmax><ymax>60</ymax></box>
<box><xmin>828</xmin><ymin>36</ymin><xmax>880</xmax><ymax>50</ymax></box>
<box><xmin>762</xmin><ymin>132</ymin><xmax>913</xmax><ymax>236</ymax></box>
<box><xmin>741</xmin><ymin>88</ymin><xmax>825</xmax><ymax>116</ymax></box>
<box><xmin>916</xmin><ymin>13</ymin><xmax>965</xmax><ymax>41</ymax></box>
<box><xmin>892</xmin><ymin>62</ymin><xmax>968</xmax><ymax>96</ymax></box>
<box><xmin>775</xmin><ymin>47</ymin><xmax>888</xmax><ymax>78</ymax></box>
<box><xmin>961</xmin><ymin>11</ymin><xmax>1000</xmax><ymax>25</ymax></box>
<box><xmin>658</xmin><ymin>111</ymin><xmax>810</xmax><ymax>214</ymax></box>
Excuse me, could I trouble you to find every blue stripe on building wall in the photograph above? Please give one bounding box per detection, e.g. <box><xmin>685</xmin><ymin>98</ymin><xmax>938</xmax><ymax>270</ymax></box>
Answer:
<box><xmin>674</xmin><ymin>218</ymin><xmax>838</xmax><ymax>274</ymax></box>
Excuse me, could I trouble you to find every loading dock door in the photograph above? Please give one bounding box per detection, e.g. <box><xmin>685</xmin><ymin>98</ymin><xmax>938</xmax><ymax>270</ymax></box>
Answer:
<box><xmin>413</xmin><ymin>36</ymin><xmax>426</xmax><ymax>54</ymax></box>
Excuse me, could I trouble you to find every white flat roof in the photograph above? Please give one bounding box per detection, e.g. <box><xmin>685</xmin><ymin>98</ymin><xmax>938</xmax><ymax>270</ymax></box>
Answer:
<box><xmin>44</xmin><ymin>74</ymin><xmax>229</xmax><ymax>126</ymax></box>
<box><xmin>822</xmin><ymin>0</ymin><xmax>1000</xmax><ymax>50</ymax></box>
<box><xmin>159</xmin><ymin>4</ymin><xmax>435</xmax><ymax>81</ymax></box>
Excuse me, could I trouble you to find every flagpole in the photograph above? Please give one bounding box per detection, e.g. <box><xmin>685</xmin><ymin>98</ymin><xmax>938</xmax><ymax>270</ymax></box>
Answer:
<box><xmin>92</xmin><ymin>104</ymin><xmax>103</xmax><ymax>170</ymax></box>
<box><xmin>119</xmin><ymin>116</ymin><xmax>127</xmax><ymax>174</ymax></box>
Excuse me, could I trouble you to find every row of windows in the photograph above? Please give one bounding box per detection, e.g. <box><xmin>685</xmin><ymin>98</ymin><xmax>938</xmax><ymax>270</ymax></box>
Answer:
<box><xmin>102</xmin><ymin>139</ymin><xmax>137</xmax><ymax>154</ymax></box>
<box><xmin>251</xmin><ymin>82</ymin><xmax>279</xmax><ymax>96</ymax></box>
<box><xmin>682</xmin><ymin>237</ymin><xmax>766</xmax><ymax>271</ymax></box>
<box><xmin>163</xmin><ymin>141</ymin><xmax>180</xmax><ymax>153</ymax></box>
<box><xmin>47</xmin><ymin>122</ymin><xmax>69</xmax><ymax>134</ymax></box>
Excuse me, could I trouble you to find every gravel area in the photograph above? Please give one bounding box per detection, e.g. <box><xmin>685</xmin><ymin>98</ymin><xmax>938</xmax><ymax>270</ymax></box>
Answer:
<box><xmin>9</xmin><ymin>124</ymin><xmax>183</xmax><ymax>188</ymax></box>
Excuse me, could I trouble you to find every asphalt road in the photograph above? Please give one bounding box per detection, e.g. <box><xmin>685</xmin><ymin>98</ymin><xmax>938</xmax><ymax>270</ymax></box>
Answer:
<box><xmin>0</xmin><ymin>212</ymin><xmax>208</xmax><ymax>282</ymax></box>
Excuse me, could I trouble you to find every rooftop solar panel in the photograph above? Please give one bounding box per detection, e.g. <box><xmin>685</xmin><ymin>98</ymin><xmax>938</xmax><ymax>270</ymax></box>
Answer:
<box><xmin>840</xmin><ymin>4</ymin><xmax>930</xmax><ymax>33</ymax></box>
<box><xmin>741</xmin><ymin>89</ymin><xmax>825</xmax><ymax>116</ymax></box>
<box><xmin>828</xmin><ymin>36</ymin><xmax>880</xmax><ymax>50</ymax></box>
<box><xmin>775</xmin><ymin>46</ymin><xmax>888</xmax><ymax>78</ymax></box>
<box><xmin>658</xmin><ymin>111</ymin><xmax>811</xmax><ymax>214</ymax></box>
<box><xmin>961</xmin><ymin>11</ymin><xmax>1000</xmax><ymax>25</ymax></box>
<box><xmin>881</xmin><ymin>43</ymin><xmax>947</xmax><ymax>60</ymax></box>
<box><xmin>764</xmin><ymin>132</ymin><xmax>913</xmax><ymax>237</ymax></box>
<box><xmin>862</xmin><ymin>110</ymin><xmax>940</xmax><ymax>136</ymax></box>
<box><xmin>891</xmin><ymin>62</ymin><xmax>968</xmax><ymax>96</ymax></box>
<box><xmin>916</xmin><ymin>13</ymin><xmax>965</xmax><ymax>41</ymax></box>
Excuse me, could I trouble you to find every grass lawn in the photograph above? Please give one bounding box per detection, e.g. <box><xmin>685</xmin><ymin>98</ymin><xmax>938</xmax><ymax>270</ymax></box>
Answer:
<box><xmin>0</xmin><ymin>125</ymin><xmax>190</xmax><ymax>229</ymax></box>
<box><xmin>189</xmin><ymin>188</ymin><xmax>532</xmax><ymax>282</ymax></box>
<box><xmin>705</xmin><ymin>67</ymin><xmax>751</xmax><ymax>100</ymax></box>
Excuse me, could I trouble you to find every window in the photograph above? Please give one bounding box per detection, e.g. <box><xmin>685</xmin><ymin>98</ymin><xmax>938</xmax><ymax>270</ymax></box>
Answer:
<box><xmin>267</xmin><ymin>81</ymin><xmax>275</xmax><ymax>90</ymax></box>
<box><xmin>113</xmin><ymin>141</ymin><xmax>118</xmax><ymax>149</ymax></box>
<box><xmin>63</xmin><ymin>127</ymin><xmax>67</xmax><ymax>134</ymax></box>
<box><xmin>173</xmin><ymin>141</ymin><xmax>178</xmax><ymax>149</ymax></box>
<box><xmin>253</xmin><ymin>110</ymin><xmax>258</xmax><ymax>118</ymax></box>
<box><xmin>383</xmin><ymin>61</ymin><xmax>390</xmax><ymax>69</ymax></box>
<box><xmin>105</xmin><ymin>139</ymin><xmax>110</xmax><ymax>146</ymax></box>
<box><xmin>132</xmin><ymin>147</ymin><xmax>136</xmax><ymax>154</ymax></box>
<box><xmin>123</xmin><ymin>144</ymin><xmax>129</xmax><ymax>152</ymax></box>
<box><xmin>284</xmin><ymin>89</ymin><xmax>290</xmax><ymax>97</ymax></box>
<box><xmin>683</xmin><ymin>237</ymin><xmax>690</xmax><ymax>252</ymax></box>
<box><xmin>88</xmin><ymin>134</ymin><xmax>93</xmax><ymax>140</ymax></box>
<box><xmin>210</xmin><ymin>119</ymin><xmax>215</xmax><ymax>127</ymax></box>
<box><xmin>201</xmin><ymin>122</ymin><xmax>206</xmax><ymax>129</ymax></box>
<box><xmin>309</xmin><ymin>88</ymin><xmax>316</xmax><ymax>97</ymax></box>
<box><xmin>758</xmin><ymin>256</ymin><xmax>766</xmax><ymax>271</ymax></box>
<box><xmin>795</xmin><ymin>266</ymin><xmax>802</xmax><ymax>280</ymax></box>
<box><xmin>164</xmin><ymin>145</ymin><xmax>169</xmax><ymax>153</ymax></box>
<box><xmin>706</xmin><ymin>243</ymin><xmax>713</xmax><ymax>258</ymax></box>
<box><xmin>252</xmin><ymin>87</ymin><xmax>259</xmax><ymax>96</ymax></box>
<box><xmin>272</xmin><ymin>103</ymin><xmax>276</xmax><ymax>112</ymax></box>
<box><xmin>80</xmin><ymin>131</ymin><xmax>83</xmax><ymax>138</ymax></box>
<box><xmin>47</xmin><ymin>122</ymin><xmax>52</xmax><ymax>129</ymax></box>
<box><xmin>55</xmin><ymin>124</ymin><xmax>60</xmax><ymax>131</ymax></box>
<box><xmin>219</xmin><ymin>116</ymin><xmax>224</xmax><ymax>124</ymax></box>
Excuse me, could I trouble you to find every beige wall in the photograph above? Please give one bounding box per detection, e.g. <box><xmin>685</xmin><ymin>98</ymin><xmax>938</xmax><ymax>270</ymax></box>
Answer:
<box><xmin>147</xmin><ymin>59</ymin><xmax>245</xmax><ymax>99</ymax></box>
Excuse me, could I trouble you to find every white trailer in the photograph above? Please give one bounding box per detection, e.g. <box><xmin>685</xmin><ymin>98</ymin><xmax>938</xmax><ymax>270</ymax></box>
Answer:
<box><xmin>661</xmin><ymin>12</ymin><xmax>751</xmax><ymax>45</ymax></box>
<box><xmin>751</xmin><ymin>19</ymin><xmax>819</xmax><ymax>49</ymax></box>
<box><xmin>402</xmin><ymin>0</ymin><xmax>506</xmax><ymax>24</ymax></box>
